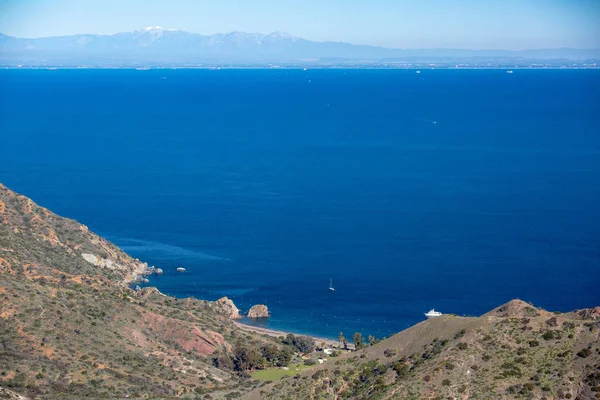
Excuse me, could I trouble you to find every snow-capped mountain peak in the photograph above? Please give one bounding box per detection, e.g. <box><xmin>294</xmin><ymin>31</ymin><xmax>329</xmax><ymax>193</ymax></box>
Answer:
<box><xmin>263</xmin><ymin>31</ymin><xmax>299</xmax><ymax>42</ymax></box>
<box><xmin>140</xmin><ymin>26</ymin><xmax>178</xmax><ymax>33</ymax></box>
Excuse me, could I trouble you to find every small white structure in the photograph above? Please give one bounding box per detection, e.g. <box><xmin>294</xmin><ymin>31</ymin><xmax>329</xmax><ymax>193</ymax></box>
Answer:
<box><xmin>323</xmin><ymin>348</ymin><xmax>333</xmax><ymax>355</ymax></box>
<box><xmin>317</xmin><ymin>358</ymin><xmax>327</xmax><ymax>364</ymax></box>
<box><xmin>424</xmin><ymin>309</ymin><xmax>442</xmax><ymax>318</ymax></box>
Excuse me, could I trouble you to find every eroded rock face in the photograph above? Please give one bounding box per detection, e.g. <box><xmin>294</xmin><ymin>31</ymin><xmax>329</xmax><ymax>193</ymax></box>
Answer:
<box><xmin>81</xmin><ymin>252</ymin><xmax>150</xmax><ymax>284</ymax></box>
<box><xmin>248</xmin><ymin>304</ymin><xmax>269</xmax><ymax>318</ymax></box>
<box><xmin>576</xmin><ymin>307</ymin><xmax>600</xmax><ymax>320</ymax></box>
<box><xmin>212</xmin><ymin>297</ymin><xmax>242</xmax><ymax>319</ymax></box>
<box><xmin>0</xmin><ymin>387</ymin><xmax>29</xmax><ymax>400</ymax></box>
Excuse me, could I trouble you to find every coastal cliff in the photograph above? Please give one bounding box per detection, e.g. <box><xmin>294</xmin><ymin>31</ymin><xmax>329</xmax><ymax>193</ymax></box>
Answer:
<box><xmin>0</xmin><ymin>183</ymin><xmax>277</xmax><ymax>399</ymax></box>
<box><xmin>1</xmin><ymin>183</ymin><xmax>598</xmax><ymax>400</ymax></box>
<box><xmin>0</xmin><ymin>184</ymin><xmax>151</xmax><ymax>285</ymax></box>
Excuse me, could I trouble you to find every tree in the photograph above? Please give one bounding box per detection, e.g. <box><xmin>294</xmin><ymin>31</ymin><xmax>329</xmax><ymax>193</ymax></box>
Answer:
<box><xmin>275</xmin><ymin>346</ymin><xmax>293</xmax><ymax>366</ymax></box>
<box><xmin>294</xmin><ymin>335</ymin><xmax>315</xmax><ymax>354</ymax></box>
<box><xmin>338</xmin><ymin>332</ymin><xmax>346</xmax><ymax>348</ymax></box>
<box><xmin>213</xmin><ymin>352</ymin><xmax>234</xmax><ymax>370</ymax></box>
<box><xmin>282</xmin><ymin>333</ymin><xmax>315</xmax><ymax>354</ymax></box>
<box><xmin>260</xmin><ymin>344</ymin><xmax>279</xmax><ymax>364</ymax></box>
<box><xmin>233</xmin><ymin>344</ymin><xmax>262</xmax><ymax>371</ymax></box>
<box><xmin>353</xmin><ymin>332</ymin><xmax>364</xmax><ymax>350</ymax></box>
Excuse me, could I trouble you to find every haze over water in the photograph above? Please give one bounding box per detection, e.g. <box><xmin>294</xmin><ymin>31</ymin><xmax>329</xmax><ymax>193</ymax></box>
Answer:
<box><xmin>1</xmin><ymin>69</ymin><xmax>599</xmax><ymax>339</ymax></box>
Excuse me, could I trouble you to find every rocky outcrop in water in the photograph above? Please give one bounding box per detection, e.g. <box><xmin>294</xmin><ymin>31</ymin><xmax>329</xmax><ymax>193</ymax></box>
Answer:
<box><xmin>248</xmin><ymin>304</ymin><xmax>270</xmax><ymax>318</ymax></box>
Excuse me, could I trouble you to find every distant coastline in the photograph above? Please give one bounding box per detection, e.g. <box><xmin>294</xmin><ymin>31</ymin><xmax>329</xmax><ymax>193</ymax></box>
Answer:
<box><xmin>2</xmin><ymin>65</ymin><xmax>600</xmax><ymax>70</ymax></box>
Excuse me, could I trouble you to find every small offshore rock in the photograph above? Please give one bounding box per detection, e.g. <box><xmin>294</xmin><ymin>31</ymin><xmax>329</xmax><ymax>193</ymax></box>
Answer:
<box><xmin>248</xmin><ymin>304</ymin><xmax>270</xmax><ymax>318</ymax></box>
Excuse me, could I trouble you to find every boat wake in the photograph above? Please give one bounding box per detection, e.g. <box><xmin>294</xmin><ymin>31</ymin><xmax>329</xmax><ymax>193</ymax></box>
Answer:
<box><xmin>108</xmin><ymin>236</ymin><xmax>229</xmax><ymax>262</ymax></box>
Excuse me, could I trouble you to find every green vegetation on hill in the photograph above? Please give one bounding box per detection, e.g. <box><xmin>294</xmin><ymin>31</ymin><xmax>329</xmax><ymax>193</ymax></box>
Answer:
<box><xmin>0</xmin><ymin>184</ymin><xmax>278</xmax><ymax>399</ymax></box>
<box><xmin>248</xmin><ymin>301</ymin><xmax>600</xmax><ymax>400</ymax></box>
<box><xmin>1</xmin><ymin>182</ymin><xmax>599</xmax><ymax>400</ymax></box>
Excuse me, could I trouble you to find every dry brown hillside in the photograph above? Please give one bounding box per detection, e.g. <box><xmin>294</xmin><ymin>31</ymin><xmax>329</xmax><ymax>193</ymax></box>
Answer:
<box><xmin>1</xmin><ymin>183</ymin><xmax>598</xmax><ymax>400</ymax></box>
<box><xmin>0</xmin><ymin>183</ymin><xmax>280</xmax><ymax>399</ymax></box>
<box><xmin>248</xmin><ymin>300</ymin><xmax>600</xmax><ymax>400</ymax></box>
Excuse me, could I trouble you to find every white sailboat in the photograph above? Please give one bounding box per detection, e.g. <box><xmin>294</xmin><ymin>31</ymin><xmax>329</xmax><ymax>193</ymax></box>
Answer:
<box><xmin>329</xmin><ymin>278</ymin><xmax>335</xmax><ymax>291</ymax></box>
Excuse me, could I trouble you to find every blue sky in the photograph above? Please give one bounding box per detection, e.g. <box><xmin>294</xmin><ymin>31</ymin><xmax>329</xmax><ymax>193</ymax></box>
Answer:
<box><xmin>0</xmin><ymin>0</ymin><xmax>598</xmax><ymax>49</ymax></box>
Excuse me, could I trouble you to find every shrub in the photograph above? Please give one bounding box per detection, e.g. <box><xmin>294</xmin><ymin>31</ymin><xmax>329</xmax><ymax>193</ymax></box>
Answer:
<box><xmin>442</xmin><ymin>379</ymin><xmax>451</xmax><ymax>386</ymax></box>
<box><xmin>383</xmin><ymin>348</ymin><xmax>398</xmax><ymax>358</ymax></box>
<box><xmin>457</xmin><ymin>342</ymin><xmax>468</xmax><ymax>350</ymax></box>
<box><xmin>577</xmin><ymin>348</ymin><xmax>592</xmax><ymax>358</ymax></box>
<box><xmin>542</xmin><ymin>331</ymin><xmax>556</xmax><ymax>340</ymax></box>
<box><xmin>312</xmin><ymin>370</ymin><xmax>326</xmax><ymax>380</ymax></box>
<box><xmin>562</xmin><ymin>322</ymin><xmax>575</xmax><ymax>329</ymax></box>
<box><xmin>392</xmin><ymin>362</ymin><xmax>409</xmax><ymax>378</ymax></box>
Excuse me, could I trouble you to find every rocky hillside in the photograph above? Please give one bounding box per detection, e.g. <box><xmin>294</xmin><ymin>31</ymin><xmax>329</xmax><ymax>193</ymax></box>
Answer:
<box><xmin>1</xmin><ymin>183</ymin><xmax>598</xmax><ymax>399</ymax></box>
<box><xmin>0</xmin><ymin>183</ymin><xmax>278</xmax><ymax>399</ymax></box>
<box><xmin>0</xmin><ymin>183</ymin><xmax>151</xmax><ymax>285</ymax></box>
<box><xmin>248</xmin><ymin>299</ymin><xmax>600</xmax><ymax>399</ymax></box>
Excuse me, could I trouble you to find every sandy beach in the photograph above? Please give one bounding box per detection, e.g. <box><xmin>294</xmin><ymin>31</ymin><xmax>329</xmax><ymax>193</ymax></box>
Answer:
<box><xmin>233</xmin><ymin>321</ymin><xmax>355</xmax><ymax>349</ymax></box>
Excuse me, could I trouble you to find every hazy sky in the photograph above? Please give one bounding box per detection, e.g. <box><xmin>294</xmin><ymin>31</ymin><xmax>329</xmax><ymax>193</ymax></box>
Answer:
<box><xmin>0</xmin><ymin>0</ymin><xmax>598</xmax><ymax>49</ymax></box>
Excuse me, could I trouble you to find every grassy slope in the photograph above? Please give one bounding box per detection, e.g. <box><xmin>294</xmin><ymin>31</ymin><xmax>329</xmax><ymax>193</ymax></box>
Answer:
<box><xmin>2</xmin><ymin>183</ymin><xmax>599</xmax><ymax>399</ymax></box>
<box><xmin>248</xmin><ymin>302</ymin><xmax>600</xmax><ymax>399</ymax></box>
<box><xmin>252</xmin><ymin>363</ymin><xmax>315</xmax><ymax>381</ymax></box>
<box><xmin>0</xmin><ymin>183</ymin><xmax>277</xmax><ymax>399</ymax></box>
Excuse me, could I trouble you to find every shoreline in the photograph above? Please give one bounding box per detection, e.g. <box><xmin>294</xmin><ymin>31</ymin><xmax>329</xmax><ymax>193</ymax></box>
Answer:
<box><xmin>133</xmin><ymin>281</ymin><xmax>355</xmax><ymax>349</ymax></box>
<box><xmin>233</xmin><ymin>321</ymin><xmax>355</xmax><ymax>350</ymax></box>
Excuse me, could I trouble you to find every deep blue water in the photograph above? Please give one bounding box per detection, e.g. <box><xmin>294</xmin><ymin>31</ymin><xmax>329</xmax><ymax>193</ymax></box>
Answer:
<box><xmin>1</xmin><ymin>69</ymin><xmax>599</xmax><ymax>339</ymax></box>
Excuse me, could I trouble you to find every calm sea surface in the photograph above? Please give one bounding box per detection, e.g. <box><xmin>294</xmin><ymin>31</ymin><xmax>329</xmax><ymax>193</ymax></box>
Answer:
<box><xmin>1</xmin><ymin>69</ymin><xmax>599</xmax><ymax>339</ymax></box>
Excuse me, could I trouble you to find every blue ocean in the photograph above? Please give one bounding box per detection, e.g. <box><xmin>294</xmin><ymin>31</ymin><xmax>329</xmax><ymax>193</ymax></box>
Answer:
<box><xmin>1</xmin><ymin>69</ymin><xmax>599</xmax><ymax>339</ymax></box>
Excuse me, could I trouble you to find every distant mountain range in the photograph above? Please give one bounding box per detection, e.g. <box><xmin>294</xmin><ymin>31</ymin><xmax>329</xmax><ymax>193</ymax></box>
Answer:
<box><xmin>1</xmin><ymin>26</ymin><xmax>599</xmax><ymax>66</ymax></box>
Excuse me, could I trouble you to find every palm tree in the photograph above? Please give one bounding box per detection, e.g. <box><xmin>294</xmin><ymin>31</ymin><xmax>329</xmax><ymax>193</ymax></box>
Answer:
<box><xmin>338</xmin><ymin>332</ymin><xmax>346</xmax><ymax>348</ymax></box>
